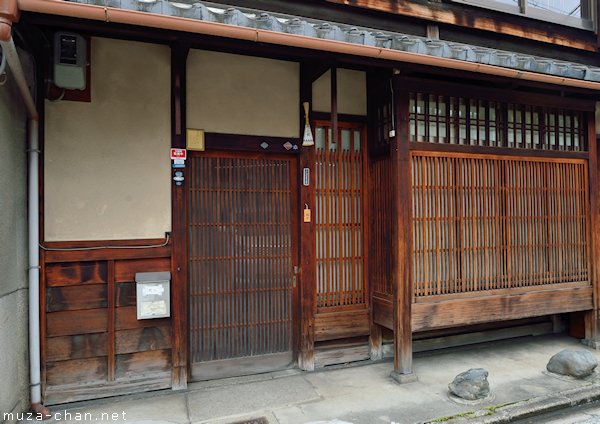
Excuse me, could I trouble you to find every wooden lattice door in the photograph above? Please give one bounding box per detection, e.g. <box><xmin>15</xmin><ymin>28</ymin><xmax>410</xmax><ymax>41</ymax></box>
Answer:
<box><xmin>188</xmin><ymin>152</ymin><xmax>298</xmax><ymax>380</ymax></box>
<box><xmin>312</xmin><ymin>122</ymin><xmax>370</xmax><ymax>343</ymax></box>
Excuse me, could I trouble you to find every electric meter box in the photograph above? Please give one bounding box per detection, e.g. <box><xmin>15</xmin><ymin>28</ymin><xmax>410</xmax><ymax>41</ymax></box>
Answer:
<box><xmin>135</xmin><ymin>272</ymin><xmax>171</xmax><ymax>320</ymax></box>
<box><xmin>53</xmin><ymin>31</ymin><xmax>87</xmax><ymax>90</ymax></box>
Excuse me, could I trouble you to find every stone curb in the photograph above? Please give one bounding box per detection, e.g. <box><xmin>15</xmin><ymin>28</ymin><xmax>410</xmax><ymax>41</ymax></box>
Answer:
<box><xmin>436</xmin><ymin>384</ymin><xmax>600</xmax><ymax>423</ymax></box>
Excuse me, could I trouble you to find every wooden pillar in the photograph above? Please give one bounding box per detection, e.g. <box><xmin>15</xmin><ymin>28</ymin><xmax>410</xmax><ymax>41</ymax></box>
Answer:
<box><xmin>367</xmin><ymin>70</ymin><xmax>384</xmax><ymax>361</ymax></box>
<box><xmin>584</xmin><ymin>110</ymin><xmax>600</xmax><ymax>349</ymax></box>
<box><xmin>298</xmin><ymin>62</ymin><xmax>316</xmax><ymax>371</ymax></box>
<box><xmin>170</xmin><ymin>44</ymin><xmax>189</xmax><ymax>389</ymax></box>
<box><xmin>390</xmin><ymin>76</ymin><xmax>417</xmax><ymax>383</ymax></box>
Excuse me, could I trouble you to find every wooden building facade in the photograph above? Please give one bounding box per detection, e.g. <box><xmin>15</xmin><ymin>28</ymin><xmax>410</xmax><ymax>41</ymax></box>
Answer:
<box><xmin>7</xmin><ymin>0</ymin><xmax>600</xmax><ymax>405</ymax></box>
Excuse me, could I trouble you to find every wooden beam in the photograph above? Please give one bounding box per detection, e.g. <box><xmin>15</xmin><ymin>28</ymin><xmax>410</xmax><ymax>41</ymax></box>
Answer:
<box><xmin>331</xmin><ymin>66</ymin><xmax>338</xmax><ymax>145</ymax></box>
<box><xmin>389</xmin><ymin>76</ymin><xmax>416</xmax><ymax>383</ymax></box>
<box><xmin>170</xmin><ymin>44</ymin><xmax>189</xmax><ymax>390</ymax></box>
<box><xmin>298</xmin><ymin>63</ymin><xmax>316</xmax><ymax>371</ymax></box>
<box><xmin>414</xmin><ymin>287</ymin><xmax>593</xmax><ymax>332</ymax></box>
<box><xmin>584</xmin><ymin>113</ymin><xmax>600</xmax><ymax>349</ymax></box>
<box><xmin>323</xmin><ymin>0</ymin><xmax>597</xmax><ymax>52</ymax></box>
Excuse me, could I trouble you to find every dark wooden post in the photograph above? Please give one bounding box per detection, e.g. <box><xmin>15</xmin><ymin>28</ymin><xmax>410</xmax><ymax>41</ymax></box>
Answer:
<box><xmin>298</xmin><ymin>62</ymin><xmax>316</xmax><ymax>370</ymax></box>
<box><xmin>390</xmin><ymin>76</ymin><xmax>417</xmax><ymax>383</ymax></box>
<box><xmin>584</xmin><ymin>111</ymin><xmax>600</xmax><ymax>349</ymax></box>
<box><xmin>367</xmin><ymin>70</ymin><xmax>383</xmax><ymax>360</ymax></box>
<box><xmin>170</xmin><ymin>44</ymin><xmax>189</xmax><ymax>389</ymax></box>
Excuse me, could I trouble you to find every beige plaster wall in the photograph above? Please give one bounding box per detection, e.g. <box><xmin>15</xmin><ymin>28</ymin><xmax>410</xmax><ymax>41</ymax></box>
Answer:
<box><xmin>187</xmin><ymin>49</ymin><xmax>299</xmax><ymax>137</ymax></box>
<box><xmin>312</xmin><ymin>69</ymin><xmax>367</xmax><ymax>116</ymax></box>
<box><xmin>44</xmin><ymin>37</ymin><xmax>171</xmax><ymax>241</ymax></box>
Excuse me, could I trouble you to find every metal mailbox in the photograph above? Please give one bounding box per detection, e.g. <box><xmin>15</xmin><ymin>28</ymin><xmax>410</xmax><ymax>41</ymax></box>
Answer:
<box><xmin>135</xmin><ymin>271</ymin><xmax>171</xmax><ymax>320</ymax></box>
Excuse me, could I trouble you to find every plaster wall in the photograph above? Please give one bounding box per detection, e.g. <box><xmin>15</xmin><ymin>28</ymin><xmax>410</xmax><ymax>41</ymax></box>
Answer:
<box><xmin>312</xmin><ymin>69</ymin><xmax>367</xmax><ymax>116</ymax></box>
<box><xmin>44</xmin><ymin>37</ymin><xmax>171</xmax><ymax>241</ymax></box>
<box><xmin>187</xmin><ymin>49</ymin><xmax>299</xmax><ymax>138</ymax></box>
<box><xmin>0</xmin><ymin>53</ymin><xmax>30</xmax><ymax>421</ymax></box>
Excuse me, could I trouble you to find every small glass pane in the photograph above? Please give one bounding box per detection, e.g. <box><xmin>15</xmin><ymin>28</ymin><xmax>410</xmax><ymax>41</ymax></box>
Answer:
<box><xmin>315</xmin><ymin>127</ymin><xmax>326</xmax><ymax>149</ymax></box>
<box><xmin>341</xmin><ymin>129</ymin><xmax>351</xmax><ymax>151</ymax></box>
<box><xmin>354</xmin><ymin>130</ymin><xmax>361</xmax><ymax>151</ymax></box>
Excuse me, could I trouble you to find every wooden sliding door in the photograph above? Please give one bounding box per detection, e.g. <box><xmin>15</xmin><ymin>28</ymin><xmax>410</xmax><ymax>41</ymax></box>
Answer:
<box><xmin>187</xmin><ymin>151</ymin><xmax>298</xmax><ymax>380</ymax></box>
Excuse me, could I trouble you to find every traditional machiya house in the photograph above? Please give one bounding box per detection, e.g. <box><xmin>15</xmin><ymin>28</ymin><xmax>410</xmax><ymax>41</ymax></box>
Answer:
<box><xmin>2</xmin><ymin>0</ymin><xmax>600</xmax><ymax>411</ymax></box>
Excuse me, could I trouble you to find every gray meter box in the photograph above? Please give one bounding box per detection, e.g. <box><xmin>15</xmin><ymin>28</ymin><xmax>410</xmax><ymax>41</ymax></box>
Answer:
<box><xmin>135</xmin><ymin>272</ymin><xmax>171</xmax><ymax>320</ymax></box>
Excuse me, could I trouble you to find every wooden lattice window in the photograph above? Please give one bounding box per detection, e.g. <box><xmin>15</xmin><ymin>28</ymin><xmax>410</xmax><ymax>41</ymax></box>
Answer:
<box><xmin>409</xmin><ymin>93</ymin><xmax>587</xmax><ymax>151</ymax></box>
<box><xmin>412</xmin><ymin>152</ymin><xmax>590</xmax><ymax>299</ymax></box>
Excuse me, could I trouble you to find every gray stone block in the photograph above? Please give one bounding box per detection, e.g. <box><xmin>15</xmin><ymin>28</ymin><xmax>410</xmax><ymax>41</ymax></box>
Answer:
<box><xmin>546</xmin><ymin>349</ymin><xmax>598</xmax><ymax>378</ymax></box>
<box><xmin>448</xmin><ymin>368</ymin><xmax>490</xmax><ymax>401</ymax></box>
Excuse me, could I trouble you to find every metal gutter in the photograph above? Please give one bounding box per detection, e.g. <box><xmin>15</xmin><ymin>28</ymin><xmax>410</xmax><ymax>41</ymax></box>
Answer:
<box><xmin>17</xmin><ymin>0</ymin><xmax>600</xmax><ymax>91</ymax></box>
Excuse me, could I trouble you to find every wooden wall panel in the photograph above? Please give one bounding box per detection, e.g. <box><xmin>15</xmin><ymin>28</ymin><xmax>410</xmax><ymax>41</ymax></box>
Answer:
<box><xmin>42</xmin><ymin>243</ymin><xmax>173</xmax><ymax>404</ymax></box>
<box><xmin>46</xmin><ymin>285</ymin><xmax>107</xmax><ymax>312</ymax></box>
<box><xmin>314</xmin><ymin>309</ymin><xmax>370</xmax><ymax>341</ymax></box>
<box><xmin>46</xmin><ymin>334</ymin><xmax>108</xmax><ymax>362</ymax></box>
<box><xmin>46</xmin><ymin>357</ymin><xmax>108</xmax><ymax>386</ymax></box>
<box><xmin>115</xmin><ymin>350</ymin><xmax>172</xmax><ymax>379</ymax></box>
<box><xmin>47</xmin><ymin>309</ymin><xmax>108</xmax><ymax>337</ymax></box>
<box><xmin>114</xmin><ymin>257</ymin><xmax>171</xmax><ymax>283</ymax></box>
<box><xmin>116</xmin><ymin>282</ymin><xmax>136</xmax><ymax>307</ymax></box>
<box><xmin>116</xmin><ymin>306</ymin><xmax>170</xmax><ymax>331</ymax></box>
<box><xmin>115</xmin><ymin>327</ymin><xmax>172</xmax><ymax>355</ymax></box>
<box><xmin>46</xmin><ymin>261</ymin><xmax>107</xmax><ymax>287</ymax></box>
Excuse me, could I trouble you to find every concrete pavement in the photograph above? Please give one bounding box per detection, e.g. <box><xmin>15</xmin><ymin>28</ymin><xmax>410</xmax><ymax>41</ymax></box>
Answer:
<box><xmin>22</xmin><ymin>335</ymin><xmax>600</xmax><ymax>424</ymax></box>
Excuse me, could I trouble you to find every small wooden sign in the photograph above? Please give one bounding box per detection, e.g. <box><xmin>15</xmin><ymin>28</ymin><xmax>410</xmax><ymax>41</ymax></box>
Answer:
<box><xmin>303</xmin><ymin>208</ymin><xmax>311</xmax><ymax>223</ymax></box>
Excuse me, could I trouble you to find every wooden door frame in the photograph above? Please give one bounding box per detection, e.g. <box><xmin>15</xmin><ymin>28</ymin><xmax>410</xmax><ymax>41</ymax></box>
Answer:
<box><xmin>185</xmin><ymin>148</ymin><xmax>301</xmax><ymax>378</ymax></box>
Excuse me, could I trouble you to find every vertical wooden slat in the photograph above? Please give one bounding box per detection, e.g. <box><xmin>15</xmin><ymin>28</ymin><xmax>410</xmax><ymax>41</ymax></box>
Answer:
<box><xmin>107</xmin><ymin>260</ymin><xmax>115</xmax><ymax>381</ymax></box>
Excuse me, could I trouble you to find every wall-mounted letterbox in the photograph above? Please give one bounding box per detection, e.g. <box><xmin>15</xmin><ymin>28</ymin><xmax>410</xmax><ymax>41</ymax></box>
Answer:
<box><xmin>135</xmin><ymin>272</ymin><xmax>171</xmax><ymax>320</ymax></box>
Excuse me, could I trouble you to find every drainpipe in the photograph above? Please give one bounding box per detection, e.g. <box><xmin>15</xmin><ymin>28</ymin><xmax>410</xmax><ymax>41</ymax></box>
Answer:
<box><xmin>0</xmin><ymin>4</ymin><xmax>50</xmax><ymax>417</ymax></box>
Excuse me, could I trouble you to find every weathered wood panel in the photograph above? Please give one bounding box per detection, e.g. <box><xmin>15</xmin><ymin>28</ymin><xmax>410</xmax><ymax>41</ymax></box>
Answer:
<box><xmin>46</xmin><ymin>357</ymin><xmax>108</xmax><ymax>386</ymax></box>
<box><xmin>41</xmin><ymin>240</ymin><xmax>174</xmax><ymax>403</ymax></box>
<box><xmin>115</xmin><ymin>349</ymin><xmax>172</xmax><ymax>379</ymax></box>
<box><xmin>45</xmin><ymin>261</ymin><xmax>107</xmax><ymax>287</ymax></box>
<box><xmin>47</xmin><ymin>308</ymin><xmax>107</xmax><ymax>337</ymax></box>
<box><xmin>314</xmin><ymin>309</ymin><xmax>370</xmax><ymax>341</ymax></box>
<box><xmin>46</xmin><ymin>284</ymin><xmax>107</xmax><ymax>312</ymax></box>
<box><xmin>116</xmin><ymin>306</ymin><xmax>170</xmax><ymax>331</ymax></box>
<box><xmin>412</xmin><ymin>287</ymin><xmax>593</xmax><ymax>332</ymax></box>
<box><xmin>116</xmin><ymin>282</ymin><xmax>136</xmax><ymax>307</ymax></box>
<box><xmin>46</xmin><ymin>334</ymin><xmax>108</xmax><ymax>362</ymax></box>
<box><xmin>115</xmin><ymin>326</ymin><xmax>172</xmax><ymax>355</ymax></box>
<box><xmin>373</xmin><ymin>296</ymin><xmax>393</xmax><ymax>330</ymax></box>
<box><xmin>114</xmin><ymin>257</ymin><xmax>171</xmax><ymax>283</ymax></box>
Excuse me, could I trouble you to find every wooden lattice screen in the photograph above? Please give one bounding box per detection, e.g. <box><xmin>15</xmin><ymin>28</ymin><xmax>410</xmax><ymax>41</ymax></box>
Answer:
<box><xmin>370</xmin><ymin>157</ymin><xmax>394</xmax><ymax>297</ymax></box>
<box><xmin>188</xmin><ymin>155</ymin><xmax>294</xmax><ymax>362</ymax></box>
<box><xmin>315</xmin><ymin>123</ymin><xmax>367</xmax><ymax>309</ymax></box>
<box><xmin>412</xmin><ymin>152</ymin><xmax>590</xmax><ymax>299</ymax></box>
<box><xmin>409</xmin><ymin>92</ymin><xmax>587</xmax><ymax>151</ymax></box>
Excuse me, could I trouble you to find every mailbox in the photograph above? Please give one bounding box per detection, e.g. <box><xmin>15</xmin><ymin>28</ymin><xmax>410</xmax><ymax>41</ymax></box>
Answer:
<box><xmin>135</xmin><ymin>272</ymin><xmax>171</xmax><ymax>320</ymax></box>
